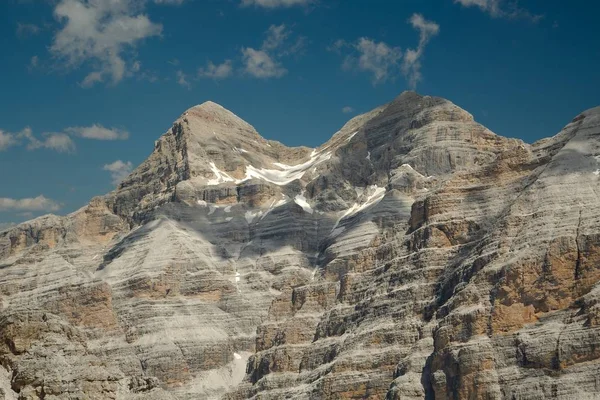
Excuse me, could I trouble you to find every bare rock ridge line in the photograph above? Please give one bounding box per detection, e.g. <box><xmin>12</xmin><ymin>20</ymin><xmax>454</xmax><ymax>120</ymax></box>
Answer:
<box><xmin>0</xmin><ymin>91</ymin><xmax>599</xmax><ymax>399</ymax></box>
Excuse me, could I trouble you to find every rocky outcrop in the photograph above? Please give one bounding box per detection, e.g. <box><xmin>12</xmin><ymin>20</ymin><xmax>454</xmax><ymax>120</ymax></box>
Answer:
<box><xmin>1</xmin><ymin>93</ymin><xmax>599</xmax><ymax>399</ymax></box>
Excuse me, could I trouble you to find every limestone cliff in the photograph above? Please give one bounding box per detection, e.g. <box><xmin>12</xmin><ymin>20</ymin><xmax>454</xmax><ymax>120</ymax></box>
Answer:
<box><xmin>1</xmin><ymin>92</ymin><xmax>599</xmax><ymax>399</ymax></box>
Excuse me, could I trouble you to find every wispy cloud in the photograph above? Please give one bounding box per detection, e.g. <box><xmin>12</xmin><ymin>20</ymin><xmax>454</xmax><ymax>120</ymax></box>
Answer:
<box><xmin>242</xmin><ymin>48</ymin><xmax>287</xmax><ymax>79</ymax></box>
<box><xmin>402</xmin><ymin>13</ymin><xmax>440</xmax><ymax>89</ymax></box>
<box><xmin>241</xmin><ymin>0</ymin><xmax>315</xmax><ymax>8</ymax></box>
<box><xmin>33</xmin><ymin>133</ymin><xmax>76</xmax><ymax>153</ymax></box>
<box><xmin>176</xmin><ymin>70</ymin><xmax>191</xmax><ymax>88</ymax></box>
<box><xmin>0</xmin><ymin>195</ymin><xmax>61</xmax><ymax>212</ymax></box>
<box><xmin>103</xmin><ymin>160</ymin><xmax>133</xmax><ymax>185</ymax></box>
<box><xmin>334</xmin><ymin>38</ymin><xmax>403</xmax><ymax>85</ymax></box>
<box><xmin>18</xmin><ymin>128</ymin><xmax>76</xmax><ymax>153</ymax></box>
<box><xmin>16</xmin><ymin>22</ymin><xmax>40</xmax><ymax>38</ymax></box>
<box><xmin>66</xmin><ymin>124</ymin><xmax>129</xmax><ymax>140</ymax></box>
<box><xmin>241</xmin><ymin>24</ymin><xmax>304</xmax><ymax>79</ymax></box>
<box><xmin>342</xmin><ymin>106</ymin><xmax>354</xmax><ymax>114</ymax></box>
<box><xmin>198</xmin><ymin>60</ymin><xmax>234</xmax><ymax>79</ymax></box>
<box><xmin>332</xmin><ymin>13</ymin><xmax>439</xmax><ymax>88</ymax></box>
<box><xmin>0</xmin><ymin>130</ymin><xmax>18</xmax><ymax>151</ymax></box>
<box><xmin>1</xmin><ymin>124</ymin><xmax>129</xmax><ymax>154</ymax></box>
<box><xmin>454</xmin><ymin>0</ymin><xmax>542</xmax><ymax>21</ymax></box>
<box><xmin>28</xmin><ymin>55</ymin><xmax>39</xmax><ymax>71</ymax></box>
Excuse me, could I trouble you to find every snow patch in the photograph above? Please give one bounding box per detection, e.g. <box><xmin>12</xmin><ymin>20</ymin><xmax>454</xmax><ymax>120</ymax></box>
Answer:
<box><xmin>245</xmin><ymin>210</ymin><xmax>262</xmax><ymax>224</ymax></box>
<box><xmin>234</xmin><ymin>353</ymin><xmax>242</xmax><ymax>360</ymax></box>
<box><xmin>366</xmin><ymin>151</ymin><xmax>371</xmax><ymax>161</ymax></box>
<box><xmin>294</xmin><ymin>194</ymin><xmax>313</xmax><ymax>214</ymax></box>
<box><xmin>243</xmin><ymin>151</ymin><xmax>331</xmax><ymax>186</ymax></box>
<box><xmin>226</xmin><ymin>217</ymin><xmax>233</xmax><ymax>222</ymax></box>
<box><xmin>275</xmin><ymin>194</ymin><xmax>289</xmax><ymax>208</ymax></box>
<box><xmin>197</xmin><ymin>200</ymin><xmax>208</xmax><ymax>207</ymax></box>
<box><xmin>208</xmin><ymin>205</ymin><xmax>218</xmax><ymax>215</ymax></box>
<box><xmin>224</xmin><ymin>206</ymin><xmax>232</xmax><ymax>213</ymax></box>
<box><xmin>331</xmin><ymin>185</ymin><xmax>386</xmax><ymax>232</ymax></box>
<box><xmin>346</xmin><ymin>131</ymin><xmax>358</xmax><ymax>142</ymax></box>
<box><xmin>594</xmin><ymin>169</ymin><xmax>600</xmax><ymax>176</ymax></box>
<box><xmin>234</xmin><ymin>147</ymin><xmax>249</xmax><ymax>154</ymax></box>
<box><xmin>205</xmin><ymin>150</ymin><xmax>331</xmax><ymax>187</ymax></box>
<box><xmin>207</xmin><ymin>162</ymin><xmax>236</xmax><ymax>185</ymax></box>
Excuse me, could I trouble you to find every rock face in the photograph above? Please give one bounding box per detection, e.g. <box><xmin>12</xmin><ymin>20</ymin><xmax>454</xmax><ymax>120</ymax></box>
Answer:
<box><xmin>1</xmin><ymin>92</ymin><xmax>600</xmax><ymax>399</ymax></box>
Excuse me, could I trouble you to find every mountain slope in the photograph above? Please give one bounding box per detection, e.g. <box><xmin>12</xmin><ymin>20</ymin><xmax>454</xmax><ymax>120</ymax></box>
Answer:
<box><xmin>0</xmin><ymin>93</ymin><xmax>599</xmax><ymax>400</ymax></box>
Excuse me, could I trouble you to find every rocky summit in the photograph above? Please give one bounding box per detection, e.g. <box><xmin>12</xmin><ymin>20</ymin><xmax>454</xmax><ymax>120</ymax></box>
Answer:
<box><xmin>1</xmin><ymin>91</ymin><xmax>600</xmax><ymax>400</ymax></box>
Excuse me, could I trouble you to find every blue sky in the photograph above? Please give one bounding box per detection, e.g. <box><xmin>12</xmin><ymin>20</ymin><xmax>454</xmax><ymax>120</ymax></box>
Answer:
<box><xmin>0</xmin><ymin>0</ymin><xmax>599</xmax><ymax>227</ymax></box>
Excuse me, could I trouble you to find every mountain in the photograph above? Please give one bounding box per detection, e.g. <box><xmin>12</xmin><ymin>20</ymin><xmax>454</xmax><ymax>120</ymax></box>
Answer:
<box><xmin>1</xmin><ymin>92</ymin><xmax>599</xmax><ymax>400</ymax></box>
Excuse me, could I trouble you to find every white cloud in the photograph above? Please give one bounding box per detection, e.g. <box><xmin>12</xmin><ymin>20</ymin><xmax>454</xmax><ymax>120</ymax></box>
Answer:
<box><xmin>333</xmin><ymin>14</ymin><xmax>439</xmax><ymax>88</ymax></box>
<box><xmin>241</xmin><ymin>0</ymin><xmax>314</xmax><ymax>8</ymax></box>
<box><xmin>39</xmin><ymin>133</ymin><xmax>77</xmax><ymax>153</ymax></box>
<box><xmin>176</xmin><ymin>70</ymin><xmax>191</xmax><ymax>88</ymax></box>
<box><xmin>18</xmin><ymin>128</ymin><xmax>76</xmax><ymax>153</ymax></box>
<box><xmin>241</xmin><ymin>24</ymin><xmax>301</xmax><ymax>79</ymax></box>
<box><xmin>342</xmin><ymin>106</ymin><xmax>354</xmax><ymax>114</ymax></box>
<box><xmin>198</xmin><ymin>60</ymin><xmax>233</xmax><ymax>79</ymax></box>
<box><xmin>337</xmin><ymin>38</ymin><xmax>403</xmax><ymax>85</ymax></box>
<box><xmin>103</xmin><ymin>160</ymin><xmax>133</xmax><ymax>185</ymax></box>
<box><xmin>0</xmin><ymin>130</ymin><xmax>18</xmax><ymax>151</ymax></box>
<box><xmin>454</xmin><ymin>0</ymin><xmax>542</xmax><ymax>21</ymax></box>
<box><xmin>0</xmin><ymin>196</ymin><xmax>61</xmax><ymax>212</ymax></box>
<box><xmin>50</xmin><ymin>0</ymin><xmax>187</xmax><ymax>87</ymax></box>
<box><xmin>262</xmin><ymin>24</ymin><xmax>290</xmax><ymax>51</ymax></box>
<box><xmin>402</xmin><ymin>13</ymin><xmax>440</xmax><ymax>89</ymax></box>
<box><xmin>66</xmin><ymin>124</ymin><xmax>129</xmax><ymax>140</ymax></box>
<box><xmin>1</xmin><ymin>124</ymin><xmax>128</xmax><ymax>153</ymax></box>
<box><xmin>242</xmin><ymin>48</ymin><xmax>287</xmax><ymax>78</ymax></box>
<box><xmin>29</xmin><ymin>55</ymin><xmax>39</xmax><ymax>70</ymax></box>
<box><xmin>16</xmin><ymin>23</ymin><xmax>40</xmax><ymax>38</ymax></box>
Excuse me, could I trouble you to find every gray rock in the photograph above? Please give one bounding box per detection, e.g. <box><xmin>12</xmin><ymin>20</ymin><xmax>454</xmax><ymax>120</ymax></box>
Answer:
<box><xmin>1</xmin><ymin>93</ymin><xmax>600</xmax><ymax>399</ymax></box>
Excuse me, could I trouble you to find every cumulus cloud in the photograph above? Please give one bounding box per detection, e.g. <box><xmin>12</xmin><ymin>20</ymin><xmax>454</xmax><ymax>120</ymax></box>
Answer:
<box><xmin>50</xmin><ymin>0</ymin><xmax>184</xmax><ymax>87</ymax></box>
<box><xmin>103</xmin><ymin>160</ymin><xmax>133</xmax><ymax>185</ymax></box>
<box><xmin>0</xmin><ymin>196</ymin><xmax>61</xmax><ymax>212</ymax></box>
<box><xmin>454</xmin><ymin>0</ymin><xmax>542</xmax><ymax>21</ymax></box>
<box><xmin>402</xmin><ymin>13</ymin><xmax>440</xmax><ymax>89</ymax></box>
<box><xmin>342</xmin><ymin>106</ymin><xmax>354</xmax><ymax>114</ymax></box>
<box><xmin>198</xmin><ymin>60</ymin><xmax>233</xmax><ymax>79</ymax></box>
<box><xmin>241</xmin><ymin>24</ymin><xmax>303</xmax><ymax>79</ymax></box>
<box><xmin>241</xmin><ymin>0</ymin><xmax>315</xmax><ymax>8</ymax></box>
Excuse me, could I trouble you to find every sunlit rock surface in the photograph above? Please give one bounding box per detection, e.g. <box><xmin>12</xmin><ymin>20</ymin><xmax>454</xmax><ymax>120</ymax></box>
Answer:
<box><xmin>1</xmin><ymin>92</ymin><xmax>599</xmax><ymax>399</ymax></box>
